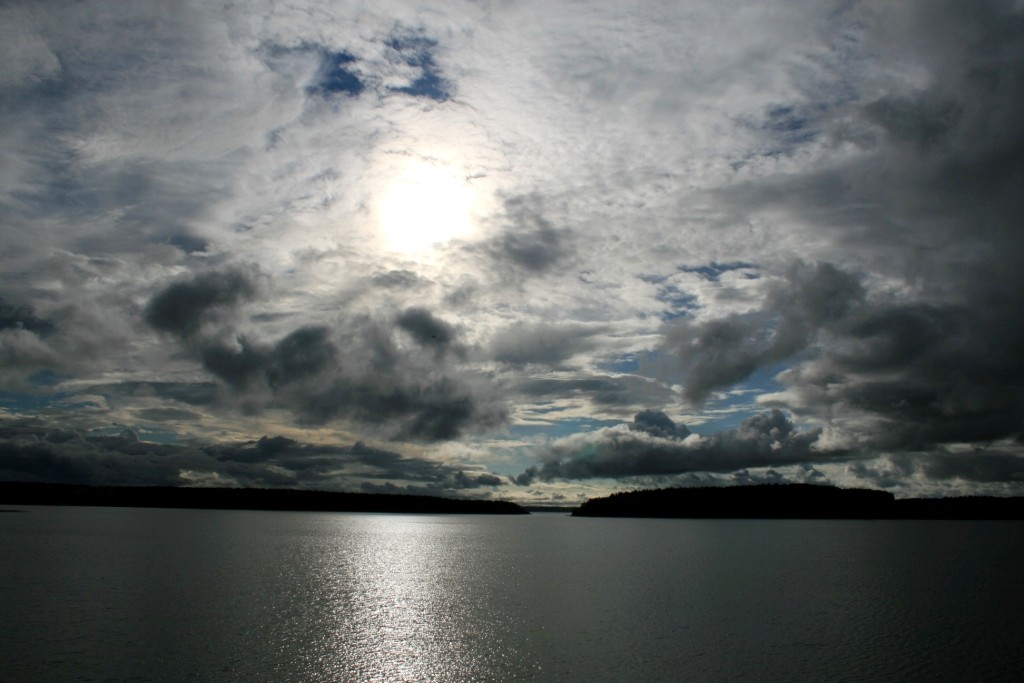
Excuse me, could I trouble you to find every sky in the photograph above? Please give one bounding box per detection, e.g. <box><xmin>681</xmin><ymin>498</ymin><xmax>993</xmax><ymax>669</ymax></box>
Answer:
<box><xmin>1</xmin><ymin>0</ymin><xmax>1023</xmax><ymax>504</ymax></box>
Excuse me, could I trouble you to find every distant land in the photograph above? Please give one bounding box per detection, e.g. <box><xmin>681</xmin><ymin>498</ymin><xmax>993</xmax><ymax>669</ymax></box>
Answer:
<box><xmin>523</xmin><ymin>505</ymin><xmax>578</xmax><ymax>514</ymax></box>
<box><xmin>0</xmin><ymin>482</ymin><xmax>528</xmax><ymax>515</ymax></box>
<box><xmin>573</xmin><ymin>484</ymin><xmax>1024</xmax><ymax>520</ymax></box>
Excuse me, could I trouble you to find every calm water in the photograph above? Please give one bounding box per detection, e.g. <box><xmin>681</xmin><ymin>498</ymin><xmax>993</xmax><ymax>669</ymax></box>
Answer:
<box><xmin>1</xmin><ymin>507</ymin><xmax>1022</xmax><ymax>682</ymax></box>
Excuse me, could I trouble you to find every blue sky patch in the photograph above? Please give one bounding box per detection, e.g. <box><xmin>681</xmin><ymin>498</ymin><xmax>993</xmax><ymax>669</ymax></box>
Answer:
<box><xmin>598</xmin><ymin>354</ymin><xmax>641</xmax><ymax>374</ymax></box>
<box><xmin>386</xmin><ymin>32</ymin><xmax>452</xmax><ymax>101</ymax></box>
<box><xmin>760</xmin><ymin>104</ymin><xmax>823</xmax><ymax>153</ymax></box>
<box><xmin>310</xmin><ymin>50</ymin><xmax>363</xmax><ymax>97</ymax></box>
<box><xmin>656</xmin><ymin>285</ymin><xmax>700</xmax><ymax>321</ymax></box>
<box><xmin>679</xmin><ymin>261</ymin><xmax>758</xmax><ymax>282</ymax></box>
<box><xmin>508</xmin><ymin>417</ymin><xmax>620</xmax><ymax>440</ymax></box>
<box><xmin>0</xmin><ymin>390</ymin><xmax>73</xmax><ymax>412</ymax></box>
<box><xmin>26</xmin><ymin>370</ymin><xmax>66</xmax><ymax>387</ymax></box>
<box><xmin>692</xmin><ymin>361</ymin><xmax>789</xmax><ymax>432</ymax></box>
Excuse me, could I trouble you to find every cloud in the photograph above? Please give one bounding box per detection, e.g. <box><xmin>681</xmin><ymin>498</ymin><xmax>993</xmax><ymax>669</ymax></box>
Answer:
<box><xmin>143</xmin><ymin>273</ymin><xmax>504</xmax><ymax>440</ymax></box>
<box><xmin>395</xmin><ymin>307</ymin><xmax>458</xmax><ymax>355</ymax></box>
<box><xmin>384</xmin><ymin>29</ymin><xmax>453</xmax><ymax>101</ymax></box>
<box><xmin>517</xmin><ymin>409</ymin><xmax>828</xmax><ymax>483</ymax></box>
<box><xmin>198</xmin><ymin>323</ymin><xmax>502</xmax><ymax>440</ymax></box>
<box><xmin>662</xmin><ymin>1</ymin><xmax>1024</xmax><ymax>454</ymax></box>
<box><xmin>2</xmin><ymin>0</ymin><xmax>1023</xmax><ymax>499</ymax></box>
<box><xmin>481</xmin><ymin>196</ymin><xmax>572</xmax><ymax>276</ymax></box>
<box><xmin>92</xmin><ymin>381</ymin><xmax>220</xmax><ymax>407</ymax></box>
<box><xmin>371</xmin><ymin>269</ymin><xmax>428</xmax><ymax>290</ymax></box>
<box><xmin>133</xmin><ymin>407</ymin><xmax>204</xmax><ymax>423</ymax></box>
<box><xmin>735</xmin><ymin>3</ymin><xmax>1024</xmax><ymax>448</ymax></box>
<box><xmin>667</xmin><ymin>263</ymin><xmax>1024</xmax><ymax>456</ymax></box>
<box><xmin>788</xmin><ymin>302</ymin><xmax>1024</xmax><ymax>451</ymax></box>
<box><xmin>145</xmin><ymin>268</ymin><xmax>260</xmax><ymax>340</ymax></box>
<box><xmin>630</xmin><ymin>409</ymin><xmax>688</xmax><ymax>440</ymax></box>
<box><xmin>514</xmin><ymin>373</ymin><xmax>674</xmax><ymax>409</ymax></box>
<box><xmin>0</xmin><ymin>417</ymin><xmax>507</xmax><ymax>493</ymax></box>
<box><xmin>664</xmin><ymin>261</ymin><xmax>865</xmax><ymax>404</ymax></box>
<box><xmin>844</xmin><ymin>447</ymin><xmax>1024</xmax><ymax>498</ymax></box>
<box><xmin>488</xmin><ymin>322</ymin><xmax>606</xmax><ymax>367</ymax></box>
<box><xmin>0</xmin><ymin>298</ymin><xmax>55</xmax><ymax>336</ymax></box>
<box><xmin>0</xmin><ymin>329</ymin><xmax>61</xmax><ymax>385</ymax></box>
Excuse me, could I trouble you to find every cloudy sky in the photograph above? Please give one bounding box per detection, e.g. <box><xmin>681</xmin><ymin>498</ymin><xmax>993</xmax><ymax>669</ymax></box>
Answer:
<box><xmin>2</xmin><ymin>0</ymin><xmax>1023</xmax><ymax>503</ymax></box>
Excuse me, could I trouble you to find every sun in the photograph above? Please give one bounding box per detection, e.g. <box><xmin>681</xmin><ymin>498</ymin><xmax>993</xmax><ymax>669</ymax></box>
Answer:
<box><xmin>378</xmin><ymin>160</ymin><xmax>477</xmax><ymax>253</ymax></box>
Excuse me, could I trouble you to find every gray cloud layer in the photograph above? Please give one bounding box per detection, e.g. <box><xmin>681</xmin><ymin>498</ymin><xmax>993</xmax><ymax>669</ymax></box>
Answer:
<box><xmin>0</xmin><ymin>418</ymin><xmax>507</xmax><ymax>494</ymax></box>
<box><xmin>517</xmin><ymin>409</ymin><xmax>826</xmax><ymax>484</ymax></box>
<box><xmin>1</xmin><ymin>1</ymin><xmax>1023</xmax><ymax>500</ymax></box>
<box><xmin>143</xmin><ymin>270</ymin><xmax>505</xmax><ymax>441</ymax></box>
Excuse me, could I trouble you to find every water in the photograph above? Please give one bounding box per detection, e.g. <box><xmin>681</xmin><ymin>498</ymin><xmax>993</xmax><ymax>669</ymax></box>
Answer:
<box><xmin>1</xmin><ymin>507</ymin><xmax>1022</xmax><ymax>682</ymax></box>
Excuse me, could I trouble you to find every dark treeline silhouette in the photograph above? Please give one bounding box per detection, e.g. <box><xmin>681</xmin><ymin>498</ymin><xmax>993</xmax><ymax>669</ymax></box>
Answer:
<box><xmin>0</xmin><ymin>482</ymin><xmax>528</xmax><ymax>515</ymax></box>
<box><xmin>523</xmin><ymin>505</ymin><xmax>578</xmax><ymax>514</ymax></box>
<box><xmin>573</xmin><ymin>484</ymin><xmax>1024</xmax><ymax>519</ymax></box>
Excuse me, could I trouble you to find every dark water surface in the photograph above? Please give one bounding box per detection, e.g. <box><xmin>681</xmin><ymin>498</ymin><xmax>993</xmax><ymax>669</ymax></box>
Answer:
<box><xmin>1</xmin><ymin>506</ymin><xmax>1022</xmax><ymax>681</ymax></box>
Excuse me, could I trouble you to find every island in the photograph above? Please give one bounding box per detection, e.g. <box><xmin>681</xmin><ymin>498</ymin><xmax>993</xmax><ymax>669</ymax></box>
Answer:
<box><xmin>0</xmin><ymin>482</ymin><xmax>528</xmax><ymax>515</ymax></box>
<box><xmin>572</xmin><ymin>483</ymin><xmax>1024</xmax><ymax>520</ymax></box>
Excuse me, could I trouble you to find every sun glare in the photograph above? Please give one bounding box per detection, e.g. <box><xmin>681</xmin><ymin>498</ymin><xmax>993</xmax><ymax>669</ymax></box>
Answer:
<box><xmin>378</xmin><ymin>161</ymin><xmax>477</xmax><ymax>253</ymax></box>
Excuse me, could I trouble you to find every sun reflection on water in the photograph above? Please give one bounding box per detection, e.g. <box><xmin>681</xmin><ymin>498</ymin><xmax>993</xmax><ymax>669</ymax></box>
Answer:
<box><xmin>304</xmin><ymin>514</ymin><xmax>528</xmax><ymax>682</ymax></box>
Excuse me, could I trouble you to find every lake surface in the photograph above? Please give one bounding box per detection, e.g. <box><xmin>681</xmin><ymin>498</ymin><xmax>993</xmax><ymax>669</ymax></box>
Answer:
<box><xmin>1</xmin><ymin>507</ymin><xmax>1022</xmax><ymax>682</ymax></box>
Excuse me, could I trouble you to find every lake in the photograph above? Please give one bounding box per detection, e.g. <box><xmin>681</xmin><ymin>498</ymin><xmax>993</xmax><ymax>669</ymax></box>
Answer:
<box><xmin>1</xmin><ymin>506</ymin><xmax>1022</xmax><ymax>681</ymax></box>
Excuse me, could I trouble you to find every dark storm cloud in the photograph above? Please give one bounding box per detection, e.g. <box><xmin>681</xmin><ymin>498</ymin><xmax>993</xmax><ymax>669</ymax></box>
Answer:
<box><xmin>861</xmin><ymin>95</ymin><xmax>961</xmax><ymax>149</ymax></box>
<box><xmin>395</xmin><ymin>307</ymin><xmax>456</xmax><ymax>353</ymax></box>
<box><xmin>462</xmin><ymin>471</ymin><xmax>505</xmax><ymax>487</ymax></box>
<box><xmin>0</xmin><ymin>418</ymin><xmax>508</xmax><ymax>492</ymax></box>
<box><xmin>0</xmin><ymin>298</ymin><xmax>55</xmax><ymax>336</ymax></box>
<box><xmin>787</xmin><ymin>301</ymin><xmax>1024</xmax><ymax>451</ymax></box>
<box><xmin>517</xmin><ymin>409</ymin><xmax>827</xmax><ymax>484</ymax></box>
<box><xmin>142</xmin><ymin>268</ymin><xmax>500</xmax><ymax>441</ymax></box>
<box><xmin>199</xmin><ymin>325</ymin><xmax>338</xmax><ymax>391</ymax></box>
<box><xmin>286</xmin><ymin>375</ymin><xmax>486</xmax><ymax>441</ymax></box>
<box><xmin>913</xmin><ymin>451</ymin><xmax>1024</xmax><ymax>484</ymax></box>
<box><xmin>201</xmin><ymin>340</ymin><xmax>268</xmax><ymax>389</ymax></box>
<box><xmin>666</xmin><ymin>261</ymin><xmax>864</xmax><ymax>404</ymax></box>
<box><xmin>773</xmin><ymin>8</ymin><xmax>1022</xmax><ymax>441</ymax></box>
<box><xmin>630</xmin><ymin>409</ymin><xmax>688</xmax><ymax>439</ymax></box>
<box><xmin>154</xmin><ymin>305</ymin><xmax>503</xmax><ymax>441</ymax></box>
<box><xmin>669</xmin><ymin>263</ymin><xmax>1024</xmax><ymax>453</ymax></box>
<box><xmin>847</xmin><ymin>450</ymin><xmax>1024</xmax><ymax>493</ymax></box>
<box><xmin>267</xmin><ymin>325</ymin><xmax>338</xmax><ymax>386</ymax></box>
<box><xmin>145</xmin><ymin>268</ymin><xmax>259</xmax><ymax>340</ymax></box>
<box><xmin>0</xmin><ymin>422</ymin><xmax>207</xmax><ymax>487</ymax></box>
<box><xmin>679</xmin><ymin>1</ymin><xmax>1024</xmax><ymax>473</ymax></box>
<box><xmin>208</xmin><ymin>437</ymin><xmax>465</xmax><ymax>485</ymax></box>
